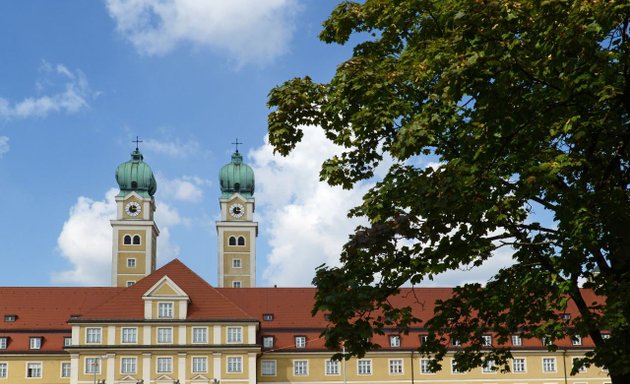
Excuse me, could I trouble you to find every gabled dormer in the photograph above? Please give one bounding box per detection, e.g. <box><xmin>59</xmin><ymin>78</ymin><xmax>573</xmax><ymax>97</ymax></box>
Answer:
<box><xmin>142</xmin><ymin>276</ymin><xmax>190</xmax><ymax>320</ymax></box>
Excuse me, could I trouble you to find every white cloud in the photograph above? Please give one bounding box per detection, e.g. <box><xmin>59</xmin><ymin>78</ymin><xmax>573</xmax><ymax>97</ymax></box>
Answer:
<box><xmin>52</xmin><ymin>189</ymin><xmax>185</xmax><ymax>285</ymax></box>
<box><xmin>105</xmin><ymin>0</ymin><xmax>300</xmax><ymax>66</ymax></box>
<box><xmin>143</xmin><ymin>138</ymin><xmax>200</xmax><ymax>158</ymax></box>
<box><xmin>0</xmin><ymin>62</ymin><xmax>92</xmax><ymax>119</ymax></box>
<box><xmin>251</xmin><ymin>129</ymin><xmax>379</xmax><ymax>286</ymax></box>
<box><xmin>0</xmin><ymin>136</ymin><xmax>9</xmax><ymax>157</ymax></box>
<box><xmin>156</xmin><ymin>174</ymin><xmax>209</xmax><ymax>203</ymax></box>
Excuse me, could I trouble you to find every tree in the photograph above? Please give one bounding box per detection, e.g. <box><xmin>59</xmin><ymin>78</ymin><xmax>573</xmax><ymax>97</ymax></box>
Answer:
<box><xmin>267</xmin><ymin>0</ymin><xmax>630</xmax><ymax>382</ymax></box>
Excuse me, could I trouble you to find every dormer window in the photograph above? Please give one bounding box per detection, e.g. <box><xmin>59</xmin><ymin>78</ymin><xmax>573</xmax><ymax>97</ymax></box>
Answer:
<box><xmin>389</xmin><ymin>335</ymin><xmax>401</xmax><ymax>347</ymax></box>
<box><xmin>158</xmin><ymin>302</ymin><xmax>174</xmax><ymax>318</ymax></box>
<box><xmin>0</xmin><ymin>337</ymin><xmax>7</xmax><ymax>349</ymax></box>
<box><xmin>30</xmin><ymin>337</ymin><xmax>42</xmax><ymax>350</ymax></box>
<box><xmin>295</xmin><ymin>336</ymin><xmax>307</xmax><ymax>348</ymax></box>
<box><xmin>4</xmin><ymin>314</ymin><xmax>16</xmax><ymax>322</ymax></box>
<box><xmin>263</xmin><ymin>313</ymin><xmax>274</xmax><ymax>321</ymax></box>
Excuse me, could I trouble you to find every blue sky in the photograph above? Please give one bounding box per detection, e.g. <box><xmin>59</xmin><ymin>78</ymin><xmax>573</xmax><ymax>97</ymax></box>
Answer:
<box><xmin>0</xmin><ymin>1</ymin><xmax>514</xmax><ymax>288</ymax></box>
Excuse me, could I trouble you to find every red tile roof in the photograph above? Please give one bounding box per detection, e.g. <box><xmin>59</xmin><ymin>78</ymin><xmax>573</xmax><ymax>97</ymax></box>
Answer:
<box><xmin>79</xmin><ymin>259</ymin><xmax>255</xmax><ymax>321</ymax></box>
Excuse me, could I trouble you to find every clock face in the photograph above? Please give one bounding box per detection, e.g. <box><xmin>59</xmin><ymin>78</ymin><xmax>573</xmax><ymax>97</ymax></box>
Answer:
<box><xmin>125</xmin><ymin>201</ymin><xmax>142</xmax><ymax>217</ymax></box>
<box><xmin>229</xmin><ymin>203</ymin><xmax>245</xmax><ymax>218</ymax></box>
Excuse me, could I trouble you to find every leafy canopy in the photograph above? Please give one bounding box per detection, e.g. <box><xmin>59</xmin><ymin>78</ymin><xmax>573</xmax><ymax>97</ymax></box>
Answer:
<box><xmin>268</xmin><ymin>0</ymin><xmax>630</xmax><ymax>382</ymax></box>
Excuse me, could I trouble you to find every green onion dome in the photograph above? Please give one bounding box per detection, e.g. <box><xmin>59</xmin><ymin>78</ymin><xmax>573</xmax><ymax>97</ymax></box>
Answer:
<box><xmin>220</xmin><ymin>151</ymin><xmax>254</xmax><ymax>198</ymax></box>
<box><xmin>115</xmin><ymin>149</ymin><xmax>157</xmax><ymax>197</ymax></box>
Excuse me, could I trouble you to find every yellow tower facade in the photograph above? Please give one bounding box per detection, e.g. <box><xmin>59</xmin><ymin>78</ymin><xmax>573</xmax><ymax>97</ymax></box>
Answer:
<box><xmin>216</xmin><ymin>150</ymin><xmax>257</xmax><ymax>287</ymax></box>
<box><xmin>111</xmin><ymin>148</ymin><xmax>159</xmax><ymax>287</ymax></box>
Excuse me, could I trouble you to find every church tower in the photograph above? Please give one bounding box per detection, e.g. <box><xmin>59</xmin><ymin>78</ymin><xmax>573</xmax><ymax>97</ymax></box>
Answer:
<box><xmin>216</xmin><ymin>149</ymin><xmax>258</xmax><ymax>287</ymax></box>
<box><xmin>111</xmin><ymin>147</ymin><xmax>159</xmax><ymax>287</ymax></box>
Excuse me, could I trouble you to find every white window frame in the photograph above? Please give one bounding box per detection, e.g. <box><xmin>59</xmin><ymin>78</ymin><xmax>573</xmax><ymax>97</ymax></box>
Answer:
<box><xmin>389</xmin><ymin>359</ymin><xmax>404</xmax><ymax>375</ymax></box>
<box><xmin>263</xmin><ymin>336</ymin><xmax>274</xmax><ymax>348</ymax></box>
<box><xmin>120</xmin><ymin>357</ymin><xmax>137</xmax><ymax>374</ymax></box>
<box><xmin>227</xmin><ymin>356</ymin><xmax>242</xmax><ymax>373</ymax></box>
<box><xmin>227</xmin><ymin>327</ymin><xmax>242</xmax><ymax>343</ymax></box>
<box><xmin>64</xmin><ymin>337</ymin><xmax>72</xmax><ymax>347</ymax></box>
<box><xmin>572</xmin><ymin>357</ymin><xmax>587</xmax><ymax>373</ymax></box>
<box><xmin>572</xmin><ymin>335</ymin><xmax>582</xmax><ymax>345</ymax></box>
<box><xmin>192</xmin><ymin>356</ymin><xmax>208</xmax><ymax>373</ymax></box>
<box><xmin>0</xmin><ymin>362</ymin><xmax>7</xmax><ymax>378</ymax></box>
<box><xmin>293</xmin><ymin>360</ymin><xmax>308</xmax><ymax>376</ymax></box>
<box><xmin>85</xmin><ymin>358</ymin><xmax>100</xmax><ymax>374</ymax></box>
<box><xmin>511</xmin><ymin>334</ymin><xmax>522</xmax><ymax>346</ymax></box>
<box><xmin>0</xmin><ymin>338</ymin><xmax>6</xmax><ymax>349</ymax></box>
<box><xmin>420</xmin><ymin>359</ymin><xmax>432</xmax><ymax>374</ymax></box>
<box><xmin>126</xmin><ymin>281</ymin><xmax>135</xmax><ymax>287</ymax></box>
<box><xmin>121</xmin><ymin>327</ymin><xmax>137</xmax><ymax>344</ymax></box>
<box><xmin>325</xmin><ymin>360</ymin><xmax>340</xmax><ymax>375</ymax></box>
<box><xmin>261</xmin><ymin>360</ymin><xmax>277</xmax><ymax>376</ymax></box>
<box><xmin>451</xmin><ymin>338</ymin><xmax>461</xmax><ymax>346</ymax></box>
<box><xmin>156</xmin><ymin>357</ymin><xmax>172</xmax><ymax>373</ymax></box>
<box><xmin>157</xmin><ymin>327</ymin><xmax>173</xmax><ymax>344</ymax></box>
<box><xmin>482</xmin><ymin>359</ymin><xmax>496</xmax><ymax>373</ymax></box>
<box><xmin>232</xmin><ymin>258</ymin><xmax>242</xmax><ymax>268</ymax></box>
<box><xmin>389</xmin><ymin>335</ymin><xmax>401</xmax><ymax>347</ymax></box>
<box><xmin>232</xmin><ymin>281</ymin><xmax>242</xmax><ymax>288</ymax></box>
<box><xmin>451</xmin><ymin>359</ymin><xmax>460</xmax><ymax>374</ymax></box>
<box><xmin>357</xmin><ymin>359</ymin><xmax>372</xmax><ymax>375</ymax></box>
<box><xmin>542</xmin><ymin>357</ymin><xmax>557</xmax><ymax>372</ymax></box>
<box><xmin>26</xmin><ymin>362</ymin><xmax>42</xmax><ymax>378</ymax></box>
<box><xmin>512</xmin><ymin>357</ymin><xmax>526</xmax><ymax>373</ymax></box>
<box><xmin>127</xmin><ymin>258</ymin><xmax>136</xmax><ymax>268</ymax></box>
<box><xmin>61</xmin><ymin>362</ymin><xmax>71</xmax><ymax>378</ymax></box>
<box><xmin>482</xmin><ymin>335</ymin><xmax>492</xmax><ymax>346</ymax></box>
<box><xmin>192</xmin><ymin>327</ymin><xmax>208</xmax><ymax>344</ymax></box>
<box><xmin>295</xmin><ymin>336</ymin><xmax>306</xmax><ymax>348</ymax></box>
<box><xmin>29</xmin><ymin>337</ymin><xmax>42</xmax><ymax>350</ymax></box>
<box><xmin>85</xmin><ymin>327</ymin><xmax>102</xmax><ymax>344</ymax></box>
<box><xmin>158</xmin><ymin>302</ymin><xmax>174</xmax><ymax>318</ymax></box>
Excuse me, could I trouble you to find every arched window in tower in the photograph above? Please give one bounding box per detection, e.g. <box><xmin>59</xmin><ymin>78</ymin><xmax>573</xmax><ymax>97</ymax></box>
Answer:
<box><xmin>133</xmin><ymin>235</ymin><xmax>141</xmax><ymax>245</ymax></box>
<box><xmin>123</xmin><ymin>235</ymin><xmax>132</xmax><ymax>245</ymax></box>
<box><xmin>131</xmin><ymin>181</ymin><xmax>138</xmax><ymax>188</ymax></box>
<box><xmin>234</xmin><ymin>182</ymin><xmax>240</xmax><ymax>192</ymax></box>
<box><xmin>228</xmin><ymin>236</ymin><xmax>237</xmax><ymax>246</ymax></box>
<box><xmin>237</xmin><ymin>236</ymin><xmax>245</xmax><ymax>246</ymax></box>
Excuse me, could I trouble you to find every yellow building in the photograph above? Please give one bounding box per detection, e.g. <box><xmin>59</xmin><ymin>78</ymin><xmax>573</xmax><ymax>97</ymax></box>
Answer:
<box><xmin>0</xmin><ymin>148</ymin><xmax>610</xmax><ymax>384</ymax></box>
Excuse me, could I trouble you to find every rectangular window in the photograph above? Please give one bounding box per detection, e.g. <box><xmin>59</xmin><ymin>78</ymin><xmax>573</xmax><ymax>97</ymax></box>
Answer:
<box><xmin>543</xmin><ymin>357</ymin><xmax>556</xmax><ymax>372</ymax></box>
<box><xmin>232</xmin><ymin>281</ymin><xmax>241</xmax><ymax>288</ymax></box>
<box><xmin>293</xmin><ymin>360</ymin><xmax>308</xmax><ymax>376</ymax></box>
<box><xmin>227</xmin><ymin>327</ymin><xmax>242</xmax><ymax>343</ymax></box>
<box><xmin>29</xmin><ymin>337</ymin><xmax>42</xmax><ymax>350</ymax></box>
<box><xmin>232</xmin><ymin>259</ymin><xmax>241</xmax><ymax>268</ymax></box>
<box><xmin>420</xmin><ymin>335</ymin><xmax>428</xmax><ymax>344</ymax></box>
<box><xmin>85</xmin><ymin>358</ymin><xmax>100</xmax><ymax>374</ymax></box>
<box><xmin>3</xmin><ymin>315</ymin><xmax>16</xmax><ymax>322</ymax></box>
<box><xmin>0</xmin><ymin>338</ymin><xmax>6</xmax><ymax>349</ymax></box>
<box><xmin>64</xmin><ymin>337</ymin><xmax>72</xmax><ymax>347</ymax></box>
<box><xmin>572</xmin><ymin>357</ymin><xmax>587</xmax><ymax>373</ymax></box>
<box><xmin>263</xmin><ymin>313</ymin><xmax>274</xmax><ymax>321</ymax></box>
<box><xmin>126</xmin><ymin>281</ymin><xmax>135</xmax><ymax>287</ymax></box>
<box><xmin>158</xmin><ymin>302</ymin><xmax>174</xmax><ymax>318</ymax></box>
<box><xmin>420</xmin><ymin>359</ymin><xmax>431</xmax><ymax>374</ymax></box>
<box><xmin>157</xmin><ymin>328</ymin><xmax>173</xmax><ymax>343</ymax></box>
<box><xmin>295</xmin><ymin>336</ymin><xmax>306</xmax><ymax>348</ymax></box>
<box><xmin>261</xmin><ymin>360</ymin><xmax>277</xmax><ymax>376</ymax></box>
<box><xmin>0</xmin><ymin>363</ymin><xmax>7</xmax><ymax>378</ymax></box>
<box><xmin>157</xmin><ymin>357</ymin><xmax>172</xmax><ymax>373</ymax></box>
<box><xmin>192</xmin><ymin>357</ymin><xmax>207</xmax><ymax>373</ymax></box>
<box><xmin>482</xmin><ymin>359</ymin><xmax>495</xmax><ymax>373</ymax></box>
<box><xmin>86</xmin><ymin>328</ymin><xmax>101</xmax><ymax>344</ymax></box>
<box><xmin>61</xmin><ymin>362</ymin><xmax>71</xmax><ymax>377</ymax></box>
<box><xmin>325</xmin><ymin>360</ymin><xmax>340</xmax><ymax>375</ymax></box>
<box><xmin>482</xmin><ymin>335</ymin><xmax>492</xmax><ymax>346</ymax></box>
<box><xmin>451</xmin><ymin>338</ymin><xmax>461</xmax><ymax>346</ymax></box>
<box><xmin>27</xmin><ymin>362</ymin><xmax>42</xmax><ymax>378</ymax></box>
<box><xmin>121</xmin><ymin>357</ymin><xmax>137</xmax><ymax>374</ymax></box>
<box><xmin>572</xmin><ymin>336</ymin><xmax>582</xmax><ymax>345</ymax></box>
<box><xmin>389</xmin><ymin>359</ymin><xmax>403</xmax><ymax>375</ymax></box>
<box><xmin>389</xmin><ymin>335</ymin><xmax>401</xmax><ymax>347</ymax></box>
<box><xmin>227</xmin><ymin>356</ymin><xmax>242</xmax><ymax>373</ymax></box>
<box><xmin>192</xmin><ymin>327</ymin><xmax>208</xmax><ymax>343</ymax></box>
<box><xmin>511</xmin><ymin>334</ymin><xmax>522</xmax><ymax>346</ymax></box>
<box><xmin>263</xmin><ymin>336</ymin><xmax>274</xmax><ymax>348</ymax></box>
<box><xmin>542</xmin><ymin>336</ymin><xmax>552</xmax><ymax>346</ymax></box>
<box><xmin>452</xmin><ymin>359</ymin><xmax>460</xmax><ymax>374</ymax></box>
<box><xmin>512</xmin><ymin>358</ymin><xmax>526</xmax><ymax>373</ymax></box>
<box><xmin>122</xmin><ymin>327</ymin><xmax>137</xmax><ymax>344</ymax></box>
<box><xmin>127</xmin><ymin>258</ymin><xmax>136</xmax><ymax>268</ymax></box>
<box><xmin>357</xmin><ymin>359</ymin><xmax>372</xmax><ymax>375</ymax></box>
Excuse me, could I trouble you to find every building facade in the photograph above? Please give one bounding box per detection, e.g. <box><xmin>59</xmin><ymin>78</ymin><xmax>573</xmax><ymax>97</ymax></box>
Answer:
<box><xmin>0</xmin><ymin>148</ymin><xmax>610</xmax><ymax>384</ymax></box>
